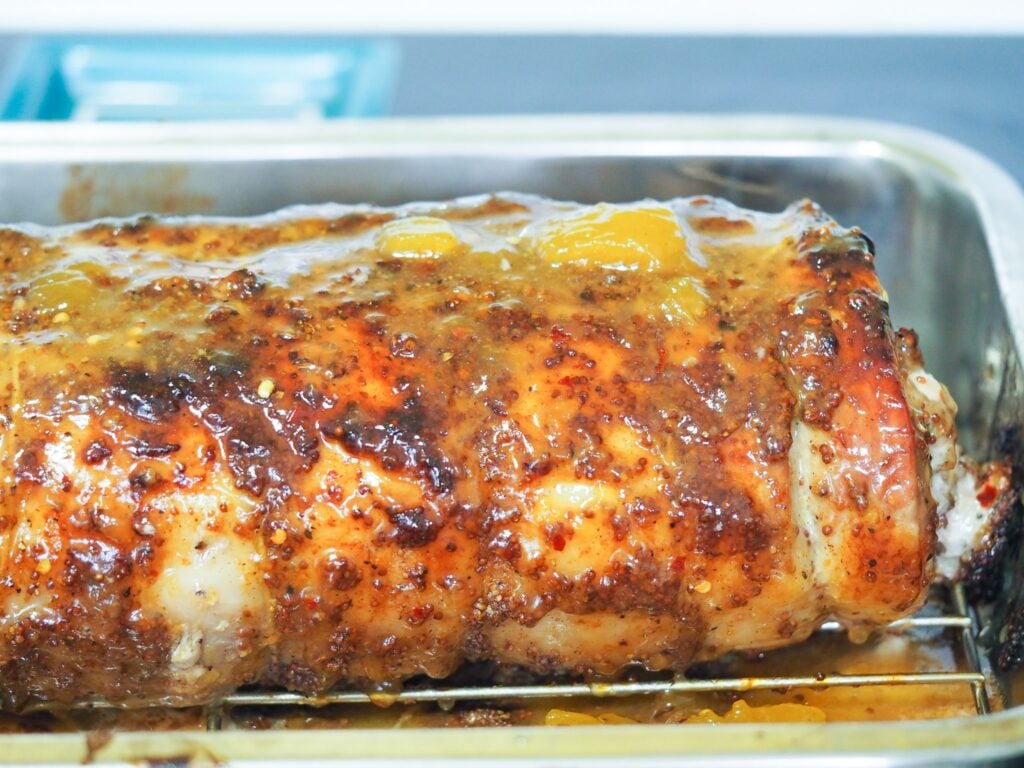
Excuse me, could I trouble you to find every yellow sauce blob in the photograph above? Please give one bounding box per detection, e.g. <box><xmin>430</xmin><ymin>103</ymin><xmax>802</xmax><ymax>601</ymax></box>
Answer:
<box><xmin>658</xmin><ymin>275</ymin><xmax>710</xmax><ymax>323</ymax></box>
<box><xmin>544</xmin><ymin>699</ymin><xmax>826</xmax><ymax>727</ymax></box>
<box><xmin>685</xmin><ymin>699</ymin><xmax>827</xmax><ymax>724</ymax></box>
<box><xmin>544</xmin><ymin>709</ymin><xmax>639</xmax><ymax>726</ymax></box>
<box><xmin>376</xmin><ymin>217</ymin><xmax>461</xmax><ymax>259</ymax></box>
<box><xmin>28</xmin><ymin>262</ymin><xmax>108</xmax><ymax>314</ymax></box>
<box><xmin>530</xmin><ymin>204</ymin><xmax>690</xmax><ymax>272</ymax></box>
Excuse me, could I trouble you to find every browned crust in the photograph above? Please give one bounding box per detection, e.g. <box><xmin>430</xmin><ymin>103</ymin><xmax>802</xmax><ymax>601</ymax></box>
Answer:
<box><xmin>0</xmin><ymin>194</ymin><xmax>958</xmax><ymax>705</ymax></box>
<box><xmin>961</xmin><ymin>471</ymin><xmax>1020</xmax><ymax>604</ymax></box>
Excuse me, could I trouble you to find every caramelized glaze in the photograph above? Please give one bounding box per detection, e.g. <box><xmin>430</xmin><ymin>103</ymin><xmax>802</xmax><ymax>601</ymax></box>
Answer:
<box><xmin>0</xmin><ymin>194</ymin><xmax>939</xmax><ymax>708</ymax></box>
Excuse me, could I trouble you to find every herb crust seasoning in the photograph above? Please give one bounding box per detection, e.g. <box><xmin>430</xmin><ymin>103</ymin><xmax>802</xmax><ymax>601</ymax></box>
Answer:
<box><xmin>0</xmin><ymin>194</ymin><xmax>1011</xmax><ymax>708</ymax></box>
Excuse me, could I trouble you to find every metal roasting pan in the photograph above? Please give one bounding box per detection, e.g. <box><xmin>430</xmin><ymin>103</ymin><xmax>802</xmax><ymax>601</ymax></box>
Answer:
<box><xmin>0</xmin><ymin>114</ymin><xmax>1021</xmax><ymax>766</ymax></box>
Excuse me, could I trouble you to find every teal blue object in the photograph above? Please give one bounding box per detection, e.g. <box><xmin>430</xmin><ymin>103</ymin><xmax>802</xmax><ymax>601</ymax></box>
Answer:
<box><xmin>0</xmin><ymin>38</ymin><xmax>400</xmax><ymax>120</ymax></box>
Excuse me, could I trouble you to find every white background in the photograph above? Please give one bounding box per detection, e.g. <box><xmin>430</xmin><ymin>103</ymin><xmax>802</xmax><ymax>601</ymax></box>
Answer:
<box><xmin>5</xmin><ymin>0</ymin><xmax>1024</xmax><ymax>34</ymax></box>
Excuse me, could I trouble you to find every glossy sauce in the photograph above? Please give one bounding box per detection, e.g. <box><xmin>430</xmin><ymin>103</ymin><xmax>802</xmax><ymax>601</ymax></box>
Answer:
<box><xmin>0</xmin><ymin>193</ymin><xmax>936</xmax><ymax>709</ymax></box>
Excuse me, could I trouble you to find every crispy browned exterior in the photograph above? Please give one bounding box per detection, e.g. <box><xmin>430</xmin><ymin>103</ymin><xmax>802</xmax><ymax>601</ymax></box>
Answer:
<box><xmin>0</xmin><ymin>195</ymin><xmax>936</xmax><ymax>708</ymax></box>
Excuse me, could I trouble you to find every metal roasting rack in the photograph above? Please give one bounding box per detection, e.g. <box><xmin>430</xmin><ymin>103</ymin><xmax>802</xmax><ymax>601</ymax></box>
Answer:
<box><xmin>53</xmin><ymin>584</ymin><xmax>995</xmax><ymax>730</ymax></box>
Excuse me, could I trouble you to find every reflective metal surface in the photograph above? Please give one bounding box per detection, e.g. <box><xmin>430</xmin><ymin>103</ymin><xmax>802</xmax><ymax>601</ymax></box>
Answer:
<box><xmin>0</xmin><ymin>115</ymin><xmax>1020</xmax><ymax>766</ymax></box>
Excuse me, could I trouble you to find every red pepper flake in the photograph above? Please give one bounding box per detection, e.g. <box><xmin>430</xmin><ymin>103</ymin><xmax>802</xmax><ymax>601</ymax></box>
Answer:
<box><xmin>408</xmin><ymin>604</ymin><xmax>434</xmax><ymax>625</ymax></box>
<box><xmin>977</xmin><ymin>484</ymin><xmax>998</xmax><ymax>507</ymax></box>
<box><xmin>551</xmin><ymin>533</ymin><xmax>566</xmax><ymax>551</ymax></box>
<box><xmin>550</xmin><ymin>325</ymin><xmax>570</xmax><ymax>345</ymax></box>
<box><xmin>657</xmin><ymin>346</ymin><xmax>668</xmax><ymax>374</ymax></box>
<box><xmin>671</xmin><ymin>555</ymin><xmax>686</xmax><ymax>573</ymax></box>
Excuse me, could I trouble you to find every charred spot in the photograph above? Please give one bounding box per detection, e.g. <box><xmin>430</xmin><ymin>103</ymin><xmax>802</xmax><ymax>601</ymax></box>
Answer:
<box><xmin>203</xmin><ymin>349</ymin><xmax>251</xmax><ymax>380</ymax></box>
<box><xmin>82</xmin><ymin>439</ymin><xmax>113</xmax><ymax>465</ymax></box>
<box><xmin>806</xmin><ymin>245</ymin><xmax>872</xmax><ymax>278</ymax></box>
<box><xmin>574</xmin><ymin>446</ymin><xmax>614</xmax><ymax>481</ymax></box>
<box><xmin>818</xmin><ymin>330</ymin><xmax>839</xmax><ymax>357</ymax></box>
<box><xmin>62</xmin><ymin>538</ymin><xmax>132</xmax><ymax>593</ymax></box>
<box><xmin>846</xmin><ymin>291</ymin><xmax>895</xmax><ymax>362</ymax></box>
<box><xmin>390</xmin><ymin>332</ymin><xmax>419</xmax><ymax>359</ymax></box>
<box><xmin>134</xmin><ymin>275</ymin><xmax>211</xmax><ymax>301</ymax></box>
<box><xmin>670</xmin><ymin>476</ymin><xmax>770</xmax><ymax>558</ymax></box>
<box><xmin>488</xmin><ymin>529</ymin><xmax>522</xmax><ymax>563</ymax></box>
<box><xmin>217</xmin><ymin>268</ymin><xmax>266</xmax><ymax>300</ymax></box>
<box><xmin>288</xmin><ymin>305</ymin><xmax>314</xmax><ymax>328</ymax></box>
<box><xmin>478</xmin><ymin>503</ymin><xmax>520</xmax><ymax>536</ymax></box>
<box><xmin>166</xmin><ymin>351</ymin><xmax>321</xmax><ymax>498</ymax></box>
<box><xmin>778</xmin><ymin>310</ymin><xmax>839</xmax><ymax>361</ymax></box>
<box><xmin>405</xmin><ymin>563</ymin><xmax>429</xmax><ymax>591</ymax></box>
<box><xmin>14</xmin><ymin>446</ymin><xmax>48</xmax><ymax>485</ymax></box>
<box><xmin>386</xmin><ymin>506</ymin><xmax>439</xmax><ymax>548</ymax></box>
<box><xmin>758</xmin><ymin>422</ymin><xmax>792</xmax><ymax>460</ymax></box>
<box><xmin>776</xmin><ymin>308</ymin><xmax>848</xmax><ymax>429</ymax></box>
<box><xmin>323</xmin><ymin>555</ymin><xmax>363</xmax><ymax>591</ymax></box>
<box><xmin>264</xmin><ymin>662</ymin><xmax>326</xmax><ymax>692</ymax></box>
<box><xmin>963</xmin><ymin>482</ymin><xmax>1019</xmax><ymax>604</ymax></box>
<box><xmin>126</xmin><ymin>437</ymin><xmax>181</xmax><ymax>459</ymax></box>
<box><xmin>524</xmin><ymin>457</ymin><xmax>553</xmax><ymax>480</ymax></box>
<box><xmin>485</xmin><ymin>304</ymin><xmax>545</xmax><ymax>342</ymax></box>
<box><xmin>108</xmin><ymin>364</ymin><xmax>195</xmax><ymax>425</ymax></box>
<box><xmin>289</xmin><ymin>425</ymin><xmax>321</xmax><ymax>461</ymax></box>
<box><xmin>131</xmin><ymin>542</ymin><xmax>155</xmax><ymax>569</ymax></box>
<box><xmin>320</xmin><ymin>398</ymin><xmax>455</xmax><ymax>495</ymax></box>
<box><xmin>576</xmin><ymin>547</ymin><xmax>689</xmax><ymax>616</ymax></box>
<box><xmin>205</xmin><ymin>305</ymin><xmax>240</xmax><ymax>324</ymax></box>
<box><xmin>626</xmin><ymin>496</ymin><xmax>661</xmax><ymax>526</ymax></box>
<box><xmin>485</xmin><ymin>398</ymin><xmax>509</xmax><ymax>417</ymax></box>
<box><xmin>129</xmin><ymin>466</ymin><xmax>164</xmax><ymax>492</ymax></box>
<box><xmin>670</xmin><ymin>354</ymin><xmax>747</xmax><ymax>440</ymax></box>
<box><xmin>295</xmin><ymin>384</ymin><xmax>335</xmax><ymax>411</ymax></box>
<box><xmin>798</xmin><ymin>389</ymin><xmax>843</xmax><ymax>428</ymax></box>
<box><xmin>434</xmin><ymin>296</ymin><xmax>462</xmax><ymax>314</ymax></box>
<box><xmin>376</xmin><ymin>259</ymin><xmax>405</xmax><ymax>273</ymax></box>
<box><xmin>998</xmin><ymin>594</ymin><xmax>1024</xmax><ymax>671</ymax></box>
<box><xmin>226</xmin><ymin>431</ymin><xmax>278</xmax><ymax>496</ymax></box>
<box><xmin>212</xmin><ymin>412</ymin><xmax>305</xmax><ymax>492</ymax></box>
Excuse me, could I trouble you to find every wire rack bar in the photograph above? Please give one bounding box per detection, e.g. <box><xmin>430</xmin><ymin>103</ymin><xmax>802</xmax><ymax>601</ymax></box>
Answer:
<box><xmin>817</xmin><ymin>615</ymin><xmax>972</xmax><ymax>631</ymax></box>
<box><xmin>97</xmin><ymin>597</ymin><xmax>992</xmax><ymax>731</ymax></box>
<box><xmin>213</xmin><ymin>671</ymin><xmax>986</xmax><ymax>710</ymax></box>
<box><xmin>953</xmin><ymin>584</ymin><xmax>993</xmax><ymax>715</ymax></box>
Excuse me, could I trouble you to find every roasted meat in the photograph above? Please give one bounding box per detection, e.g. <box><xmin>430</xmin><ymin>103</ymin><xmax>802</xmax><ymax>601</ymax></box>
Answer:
<box><xmin>0</xmin><ymin>194</ymin><xmax>1010</xmax><ymax>708</ymax></box>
